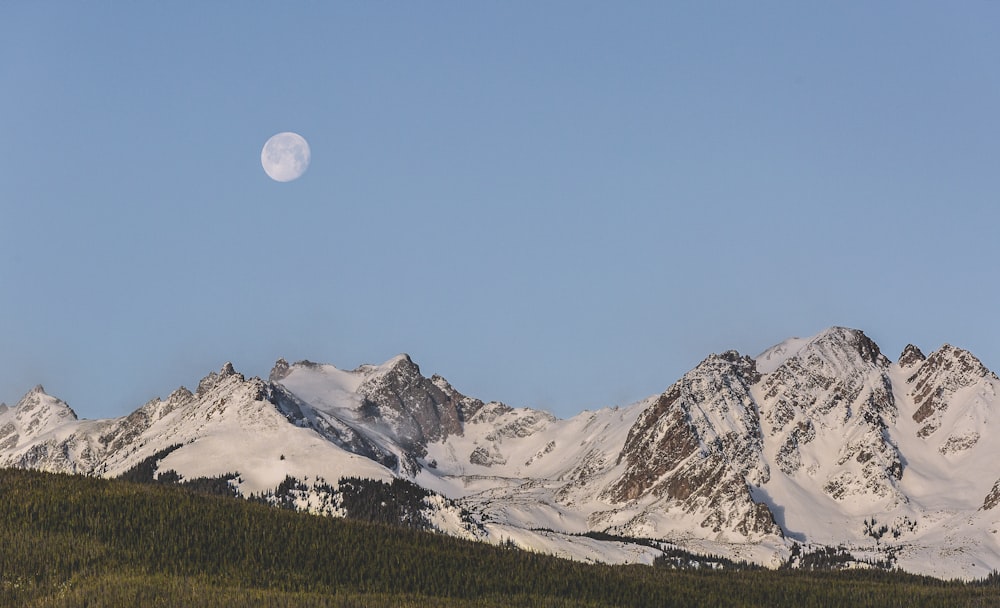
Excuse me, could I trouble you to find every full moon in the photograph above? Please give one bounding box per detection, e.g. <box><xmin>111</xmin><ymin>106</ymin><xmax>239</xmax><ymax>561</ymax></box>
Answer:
<box><xmin>261</xmin><ymin>132</ymin><xmax>310</xmax><ymax>182</ymax></box>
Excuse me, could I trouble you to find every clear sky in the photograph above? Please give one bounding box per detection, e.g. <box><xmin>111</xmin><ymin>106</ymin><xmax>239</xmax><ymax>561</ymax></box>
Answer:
<box><xmin>2</xmin><ymin>2</ymin><xmax>998</xmax><ymax>420</ymax></box>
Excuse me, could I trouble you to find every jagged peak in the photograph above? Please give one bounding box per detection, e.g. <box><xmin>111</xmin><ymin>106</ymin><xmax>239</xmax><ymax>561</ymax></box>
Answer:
<box><xmin>196</xmin><ymin>362</ymin><xmax>246</xmax><ymax>395</ymax></box>
<box><xmin>270</xmin><ymin>358</ymin><xmax>291</xmax><ymax>382</ymax></box>
<box><xmin>757</xmin><ymin>327</ymin><xmax>882</xmax><ymax>374</ymax></box>
<box><xmin>18</xmin><ymin>384</ymin><xmax>62</xmax><ymax>405</ymax></box>
<box><xmin>168</xmin><ymin>386</ymin><xmax>194</xmax><ymax>402</ymax></box>
<box><xmin>764</xmin><ymin>327</ymin><xmax>888</xmax><ymax>372</ymax></box>
<box><xmin>697</xmin><ymin>349</ymin><xmax>747</xmax><ymax>365</ymax></box>
<box><xmin>430</xmin><ymin>373</ymin><xmax>490</xmax><ymax>422</ymax></box>
<box><xmin>898</xmin><ymin>344</ymin><xmax>926</xmax><ymax>369</ymax></box>
<box><xmin>383</xmin><ymin>353</ymin><xmax>417</xmax><ymax>372</ymax></box>
<box><xmin>818</xmin><ymin>325</ymin><xmax>862</xmax><ymax>337</ymax></box>
<box><xmin>689</xmin><ymin>350</ymin><xmax>760</xmax><ymax>384</ymax></box>
<box><xmin>12</xmin><ymin>385</ymin><xmax>78</xmax><ymax>422</ymax></box>
<box><xmin>278</xmin><ymin>354</ymin><xmax>420</xmax><ymax>382</ymax></box>
<box><xmin>360</xmin><ymin>354</ymin><xmax>432</xmax><ymax>393</ymax></box>
<box><xmin>913</xmin><ymin>343</ymin><xmax>994</xmax><ymax>383</ymax></box>
<box><xmin>930</xmin><ymin>343</ymin><xmax>981</xmax><ymax>363</ymax></box>
<box><xmin>706</xmin><ymin>350</ymin><xmax>757</xmax><ymax>372</ymax></box>
<box><xmin>361</xmin><ymin>354</ymin><xmax>422</xmax><ymax>387</ymax></box>
<box><xmin>813</xmin><ymin>327</ymin><xmax>885</xmax><ymax>364</ymax></box>
<box><xmin>934</xmin><ymin>344</ymin><xmax>988</xmax><ymax>371</ymax></box>
<box><xmin>430</xmin><ymin>373</ymin><xmax>451</xmax><ymax>389</ymax></box>
<box><xmin>429</xmin><ymin>372</ymin><xmax>472</xmax><ymax>395</ymax></box>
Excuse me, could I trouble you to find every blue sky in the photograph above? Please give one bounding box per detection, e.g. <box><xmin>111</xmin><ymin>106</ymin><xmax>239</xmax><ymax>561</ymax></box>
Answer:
<box><xmin>2</xmin><ymin>2</ymin><xmax>998</xmax><ymax>419</ymax></box>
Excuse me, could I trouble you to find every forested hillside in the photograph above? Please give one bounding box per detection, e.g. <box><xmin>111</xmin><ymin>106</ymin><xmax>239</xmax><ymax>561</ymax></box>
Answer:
<box><xmin>0</xmin><ymin>469</ymin><xmax>997</xmax><ymax>607</ymax></box>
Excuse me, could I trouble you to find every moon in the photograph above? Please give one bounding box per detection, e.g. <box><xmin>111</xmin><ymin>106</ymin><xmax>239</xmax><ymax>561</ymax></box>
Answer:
<box><xmin>261</xmin><ymin>132</ymin><xmax>310</xmax><ymax>182</ymax></box>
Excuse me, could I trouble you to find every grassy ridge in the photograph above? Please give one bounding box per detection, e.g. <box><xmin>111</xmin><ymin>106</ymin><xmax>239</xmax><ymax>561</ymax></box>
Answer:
<box><xmin>0</xmin><ymin>468</ymin><xmax>996</xmax><ymax>607</ymax></box>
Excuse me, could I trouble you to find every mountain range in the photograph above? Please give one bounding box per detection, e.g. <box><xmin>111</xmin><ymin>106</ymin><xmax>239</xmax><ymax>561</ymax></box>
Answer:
<box><xmin>2</xmin><ymin>326</ymin><xmax>998</xmax><ymax>579</ymax></box>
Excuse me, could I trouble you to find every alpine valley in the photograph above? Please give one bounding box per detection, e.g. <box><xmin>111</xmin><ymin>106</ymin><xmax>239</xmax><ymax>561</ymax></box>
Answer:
<box><xmin>3</xmin><ymin>327</ymin><xmax>999</xmax><ymax>580</ymax></box>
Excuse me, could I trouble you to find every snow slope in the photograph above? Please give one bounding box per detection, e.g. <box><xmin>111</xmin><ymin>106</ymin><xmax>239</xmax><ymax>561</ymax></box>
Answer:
<box><xmin>3</xmin><ymin>327</ymin><xmax>1000</xmax><ymax>578</ymax></box>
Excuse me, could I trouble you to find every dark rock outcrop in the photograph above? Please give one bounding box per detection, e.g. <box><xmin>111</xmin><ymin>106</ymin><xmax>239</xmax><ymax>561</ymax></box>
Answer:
<box><xmin>756</xmin><ymin>327</ymin><xmax>902</xmax><ymax>502</ymax></box>
<box><xmin>357</xmin><ymin>355</ymin><xmax>465</xmax><ymax>455</ymax></box>
<box><xmin>910</xmin><ymin>345</ymin><xmax>996</xmax><ymax>437</ymax></box>
<box><xmin>983</xmin><ymin>479</ymin><xmax>1000</xmax><ymax>511</ymax></box>
<box><xmin>605</xmin><ymin>351</ymin><xmax>778</xmax><ymax>537</ymax></box>
<box><xmin>269</xmin><ymin>358</ymin><xmax>291</xmax><ymax>382</ymax></box>
<box><xmin>267</xmin><ymin>383</ymin><xmax>401</xmax><ymax>472</ymax></box>
<box><xmin>898</xmin><ymin>344</ymin><xmax>926</xmax><ymax>369</ymax></box>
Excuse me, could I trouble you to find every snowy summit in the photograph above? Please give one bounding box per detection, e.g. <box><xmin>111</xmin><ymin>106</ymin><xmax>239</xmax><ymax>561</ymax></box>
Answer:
<box><xmin>2</xmin><ymin>327</ymin><xmax>1000</xmax><ymax>579</ymax></box>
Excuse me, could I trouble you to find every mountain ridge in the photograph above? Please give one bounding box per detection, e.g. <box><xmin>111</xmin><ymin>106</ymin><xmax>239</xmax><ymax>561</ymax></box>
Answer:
<box><xmin>2</xmin><ymin>326</ymin><xmax>999</xmax><ymax>579</ymax></box>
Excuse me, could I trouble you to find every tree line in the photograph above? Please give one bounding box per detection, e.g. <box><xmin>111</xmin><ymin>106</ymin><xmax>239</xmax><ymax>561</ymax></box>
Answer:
<box><xmin>0</xmin><ymin>468</ymin><xmax>997</xmax><ymax>607</ymax></box>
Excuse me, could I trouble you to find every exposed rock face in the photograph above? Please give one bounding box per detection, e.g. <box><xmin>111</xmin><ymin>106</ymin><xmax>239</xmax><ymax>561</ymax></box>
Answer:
<box><xmin>269</xmin><ymin>358</ymin><xmax>291</xmax><ymax>382</ymax></box>
<box><xmin>469</xmin><ymin>444</ymin><xmax>507</xmax><ymax>467</ymax></box>
<box><xmin>756</xmin><ymin>327</ymin><xmax>902</xmax><ymax>502</ymax></box>
<box><xmin>268</xmin><ymin>357</ymin><xmax>494</xmax><ymax>476</ymax></box>
<box><xmin>983</xmin><ymin>479</ymin><xmax>1000</xmax><ymax>511</ymax></box>
<box><xmin>485</xmin><ymin>409</ymin><xmax>556</xmax><ymax>441</ymax></box>
<box><xmin>0</xmin><ymin>386</ymin><xmax>98</xmax><ymax>473</ymax></box>
<box><xmin>0</xmin><ymin>386</ymin><xmax>76</xmax><ymax>446</ymax></box>
<box><xmin>269</xmin><ymin>383</ymin><xmax>401</xmax><ymax>472</ymax></box>
<box><xmin>357</xmin><ymin>355</ymin><xmax>464</xmax><ymax>455</ymax></box>
<box><xmin>197</xmin><ymin>362</ymin><xmax>243</xmax><ymax>395</ymax></box>
<box><xmin>898</xmin><ymin>344</ymin><xmax>926</xmax><ymax>369</ymax></box>
<box><xmin>599</xmin><ymin>330</ymin><xmax>915</xmax><ymax>538</ymax></box>
<box><xmin>605</xmin><ymin>351</ymin><xmax>778</xmax><ymax>537</ymax></box>
<box><xmin>908</xmin><ymin>345</ymin><xmax>997</xmax><ymax>438</ymax></box>
<box><xmin>461</xmin><ymin>407</ymin><xmax>556</xmax><ymax>472</ymax></box>
<box><xmin>10</xmin><ymin>385</ymin><xmax>78</xmax><ymax>434</ymax></box>
<box><xmin>4</xmin><ymin>330</ymin><xmax>1000</xmax><ymax>578</ymax></box>
<box><xmin>99</xmin><ymin>385</ymin><xmax>193</xmax><ymax>456</ymax></box>
<box><xmin>431</xmin><ymin>374</ymin><xmax>487</xmax><ymax>422</ymax></box>
<box><xmin>466</xmin><ymin>401</ymin><xmax>514</xmax><ymax>424</ymax></box>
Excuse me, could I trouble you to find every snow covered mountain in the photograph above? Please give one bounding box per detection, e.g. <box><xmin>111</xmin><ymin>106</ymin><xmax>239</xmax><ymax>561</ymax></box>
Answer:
<box><xmin>3</xmin><ymin>327</ymin><xmax>1000</xmax><ymax>579</ymax></box>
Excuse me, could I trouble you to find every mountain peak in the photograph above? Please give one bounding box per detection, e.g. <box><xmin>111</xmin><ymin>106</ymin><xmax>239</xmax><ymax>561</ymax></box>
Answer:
<box><xmin>898</xmin><ymin>344</ymin><xmax>926</xmax><ymax>368</ymax></box>
<box><xmin>2</xmin><ymin>334</ymin><xmax>1000</xmax><ymax>579</ymax></box>
<box><xmin>356</xmin><ymin>353</ymin><xmax>463</xmax><ymax>454</ymax></box>
<box><xmin>757</xmin><ymin>327</ymin><xmax>886</xmax><ymax>375</ymax></box>
<box><xmin>813</xmin><ymin>327</ymin><xmax>886</xmax><ymax>366</ymax></box>
<box><xmin>168</xmin><ymin>386</ymin><xmax>194</xmax><ymax>402</ymax></box>
<box><xmin>10</xmin><ymin>386</ymin><xmax>79</xmax><ymax>431</ymax></box>
<box><xmin>922</xmin><ymin>344</ymin><xmax>993</xmax><ymax>382</ymax></box>
<box><xmin>383</xmin><ymin>353</ymin><xmax>416</xmax><ymax>371</ymax></box>
<box><xmin>196</xmin><ymin>362</ymin><xmax>246</xmax><ymax>395</ymax></box>
<box><xmin>270</xmin><ymin>358</ymin><xmax>291</xmax><ymax>382</ymax></box>
<box><xmin>909</xmin><ymin>343</ymin><xmax>995</xmax><ymax>438</ymax></box>
<box><xmin>362</xmin><ymin>354</ymin><xmax>424</xmax><ymax>386</ymax></box>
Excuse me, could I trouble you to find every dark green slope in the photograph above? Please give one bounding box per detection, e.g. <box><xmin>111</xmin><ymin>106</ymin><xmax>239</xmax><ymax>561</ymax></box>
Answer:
<box><xmin>0</xmin><ymin>468</ymin><xmax>996</xmax><ymax>607</ymax></box>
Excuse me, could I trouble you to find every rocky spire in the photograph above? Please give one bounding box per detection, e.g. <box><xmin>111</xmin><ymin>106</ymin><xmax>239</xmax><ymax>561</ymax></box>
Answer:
<box><xmin>898</xmin><ymin>344</ymin><xmax>926</xmax><ymax>369</ymax></box>
<box><xmin>269</xmin><ymin>358</ymin><xmax>291</xmax><ymax>382</ymax></box>
<box><xmin>196</xmin><ymin>362</ymin><xmax>244</xmax><ymax>395</ymax></box>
